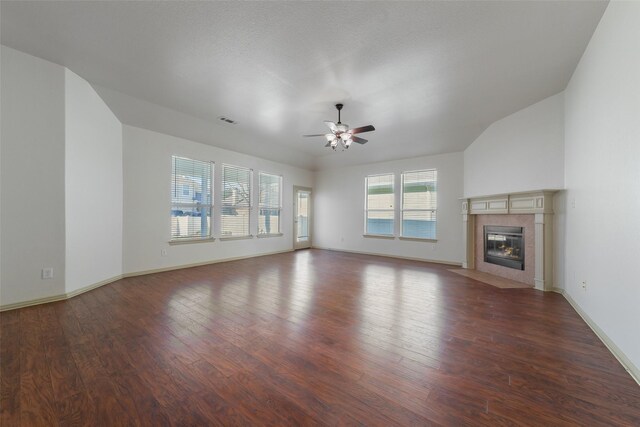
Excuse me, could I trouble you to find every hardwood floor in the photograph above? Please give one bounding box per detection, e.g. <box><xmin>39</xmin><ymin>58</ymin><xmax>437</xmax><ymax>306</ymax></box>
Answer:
<box><xmin>1</xmin><ymin>249</ymin><xmax>639</xmax><ymax>426</ymax></box>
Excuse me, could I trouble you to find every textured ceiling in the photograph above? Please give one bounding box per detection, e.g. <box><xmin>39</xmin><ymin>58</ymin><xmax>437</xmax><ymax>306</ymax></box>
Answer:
<box><xmin>1</xmin><ymin>1</ymin><xmax>608</xmax><ymax>170</ymax></box>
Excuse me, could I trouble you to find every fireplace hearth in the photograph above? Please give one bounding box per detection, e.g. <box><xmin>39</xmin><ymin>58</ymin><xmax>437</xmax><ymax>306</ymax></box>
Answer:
<box><xmin>484</xmin><ymin>225</ymin><xmax>524</xmax><ymax>270</ymax></box>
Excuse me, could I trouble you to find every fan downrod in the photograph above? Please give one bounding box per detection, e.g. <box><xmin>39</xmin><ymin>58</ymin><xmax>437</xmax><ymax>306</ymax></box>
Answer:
<box><xmin>335</xmin><ymin>103</ymin><xmax>343</xmax><ymax>123</ymax></box>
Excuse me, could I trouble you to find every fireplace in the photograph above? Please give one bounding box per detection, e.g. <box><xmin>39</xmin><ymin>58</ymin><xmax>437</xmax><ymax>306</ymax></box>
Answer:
<box><xmin>484</xmin><ymin>226</ymin><xmax>524</xmax><ymax>270</ymax></box>
<box><xmin>462</xmin><ymin>191</ymin><xmax>556</xmax><ymax>291</ymax></box>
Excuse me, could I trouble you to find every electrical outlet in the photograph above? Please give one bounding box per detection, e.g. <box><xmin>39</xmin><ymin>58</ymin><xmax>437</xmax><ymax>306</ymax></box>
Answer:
<box><xmin>581</xmin><ymin>280</ymin><xmax>587</xmax><ymax>291</ymax></box>
<box><xmin>161</xmin><ymin>249</ymin><xmax>168</xmax><ymax>257</ymax></box>
<box><xmin>571</xmin><ymin>197</ymin><xmax>576</xmax><ymax>209</ymax></box>
<box><xmin>42</xmin><ymin>268</ymin><xmax>54</xmax><ymax>280</ymax></box>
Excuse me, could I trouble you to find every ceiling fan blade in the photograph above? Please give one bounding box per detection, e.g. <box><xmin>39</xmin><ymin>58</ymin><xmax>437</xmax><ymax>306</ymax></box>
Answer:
<box><xmin>349</xmin><ymin>125</ymin><xmax>375</xmax><ymax>135</ymax></box>
<box><xmin>352</xmin><ymin>136</ymin><xmax>368</xmax><ymax>144</ymax></box>
<box><xmin>302</xmin><ymin>134</ymin><xmax>326</xmax><ymax>137</ymax></box>
<box><xmin>324</xmin><ymin>121</ymin><xmax>338</xmax><ymax>132</ymax></box>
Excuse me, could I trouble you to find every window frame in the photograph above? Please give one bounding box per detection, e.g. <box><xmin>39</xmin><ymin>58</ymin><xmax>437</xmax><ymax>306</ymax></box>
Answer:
<box><xmin>364</xmin><ymin>173</ymin><xmax>396</xmax><ymax>237</ymax></box>
<box><xmin>258</xmin><ymin>171</ymin><xmax>283</xmax><ymax>237</ymax></box>
<box><xmin>220</xmin><ymin>163</ymin><xmax>253</xmax><ymax>240</ymax></box>
<box><xmin>400</xmin><ymin>168</ymin><xmax>437</xmax><ymax>241</ymax></box>
<box><xmin>170</xmin><ymin>155</ymin><xmax>214</xmax><ymax>242</ymax></box>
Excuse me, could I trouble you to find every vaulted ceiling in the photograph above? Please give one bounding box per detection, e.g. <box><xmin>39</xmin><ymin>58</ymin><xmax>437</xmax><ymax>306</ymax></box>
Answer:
<box><xmin>1</xmin><ymin>1</ymin><xmax>608</xmax><ymax>170</ymax></box>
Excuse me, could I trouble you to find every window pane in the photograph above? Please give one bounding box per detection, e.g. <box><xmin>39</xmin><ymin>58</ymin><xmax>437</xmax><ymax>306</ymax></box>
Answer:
<box><xmin>297</xmin><ymin>193</ymin><xmax>309</xmax><ymax>241</ymax></box>
<box><xmin>366</xmin><ymin>210</ymin><xmax>394</xmax><ymax>235</ymax></box>
<box><xmin>171</xmin><ymin>206</ymin><xmax>211</xmax><ymax>239</ymax></box>
<box><xmin>259</xmin><ymin>172</ymin><xmax>282</xmax><ymax>235</ymax></box>
<box><xmin>222</xmin><ymin>165</ymin><xmax>251</xmax><ymax>207</ymax></box>
<box><xmin>367</xmin><ymin>174</ymin><xmax>394</xmax><ymax>209</ymax></box>
<box><xmin>402</xmin><ymin>210</ymin><xmax>436</xmax><ymax>239</ymax></box>
<box><xmin>259</xmin><ymin>208</ymin><xmax>280</xmax><ymax>235</ymax></box>
<box><xmin>172</xmin><ymin>156</ymin><xmax>212</xmax><ymax>205</ymax></box>
<box><xmin>401</xmin><ymin>169</ymin><xmax>437</xmax><ymax>239</ymax></box>
<box><xmin>259</xmin><ymin>173</ymin><xmax>281</xmax><ymax>208</ymax></box>
<box><xmin>171</xmin><ymin>156</ymin><xmax>212</xmax><ymax>239</ymax></box>
<box><xmin>222</xmin><ymin>164</ymin><xmax>252</xmax><ymax>237</ymax></box>
<box><xmin>365</xmin><ymin>173</ymin><xmax>394</xmax><ymax>235</ymax></box>
<box><xmin>222</xmin><ymin>206</ymin><xmax>250</xmax><ymax>237</ymax></box>
<box><xmin>402</xmin><ymin>170</ymin><xmax>436</xmax><ymax>210</ymax></box>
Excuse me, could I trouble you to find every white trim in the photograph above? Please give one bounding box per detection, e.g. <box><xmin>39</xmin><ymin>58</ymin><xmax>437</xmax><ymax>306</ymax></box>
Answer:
<box><xmin>555</xmin><ymin>288</ymin><xmax>640</xmax><ymax>386</ymax></box>
<box><xmin>123</xmin><ymin>248</ymin><xmax>292</xmax><ymax>277</ymax></box>
<box><xmin>0</xmin><ymin>274</ymin><xmax>123</xmax><ymax>312</ymax></box>
<box><xmin>363</xmin><ymin>233</ymin><xmax>395</xmax><ymax>239</ymax></box>
<box><xmin>219</xmin><ymin>235</ymin><xmax>253</xmax><ymax>241</ymax></box>
<box><xmin>169</xmin><ymin>237</ymin><xmax>215</xmax><ymax>245</ymax></box>
<box><xmin>311</xmin><ymin>246</ymin><xmax>462</xmax><ymax>267</ymax></box>
<box><xmin>398</xmin><ymin>236</ymin><xmax>438</xmax><ymax>243</ymax></box>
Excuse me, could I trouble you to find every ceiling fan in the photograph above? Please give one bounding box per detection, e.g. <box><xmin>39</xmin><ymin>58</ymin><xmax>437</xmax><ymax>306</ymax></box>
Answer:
<box><xmin>303</xmin><ymin>103</ymin><xmax>375</xmax><ymax>150</ymax></box>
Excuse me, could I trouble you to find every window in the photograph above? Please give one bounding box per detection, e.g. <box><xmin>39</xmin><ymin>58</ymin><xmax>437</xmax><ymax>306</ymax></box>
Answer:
<box><xmin>171</xmin><ymin>156</ymin><xmax>213</xmax><ymax>240</ymax></box>
<box><xmin>258</xmin><ymin>172</ymin><xmax>282</xmax><ymax>236</ymax></box>
<box><xmin>365</xmin><ymin>173</ymin><xmax>395</xmax><ymax>235</ymax></box>
<box><xmin>401</xmin><ymin>169</ymin><xmax>437</xmax><ymax>239</ymax></box>
<box><xmin>221</xmin><ymin>164</ymin><xmax>252</xmax><ymax>238</ymax></box>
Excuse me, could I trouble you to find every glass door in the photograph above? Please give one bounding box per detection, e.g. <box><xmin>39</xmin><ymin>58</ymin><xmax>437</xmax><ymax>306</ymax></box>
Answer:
<box><xmin>294</xmin><ymin>186</ymin><xmax>312</xmax><ymax>250</ymax></box>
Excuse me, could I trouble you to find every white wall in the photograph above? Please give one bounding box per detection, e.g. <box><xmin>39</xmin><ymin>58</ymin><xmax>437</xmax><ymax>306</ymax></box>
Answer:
<box><xmin>122</xmin><ymin>125</ymin><xmax>313</xmax><ymax>274</ymax></box>
<box><xmin>464</xmin><ymin>92</ymin><xmax>565</xmax><ymax>198</ymax></box>
<box><xmin>65</xmin><ymin>69</ymin><xmax>123</xmax><ymax>294</ymax></box>
<box><xmin>0</xmin><ymin>46</ymin><xmax>66</xmax><ymax>306</ymax></box>
<box><xmin>563</xmin><ymin>1</ymin><xmax>640</xmax><ymax>375</ymax></box>
<box><xmin>313</xmin><ymin>152</ymin><xmax>463</xmax><ymax>264</ymax></box>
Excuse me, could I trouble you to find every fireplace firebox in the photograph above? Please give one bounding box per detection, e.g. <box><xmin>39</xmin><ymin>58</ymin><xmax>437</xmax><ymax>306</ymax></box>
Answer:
<box><xmin>484</xmin><ymin>226</ymin><xmax>524</xmax><ymax>270</ymax></box>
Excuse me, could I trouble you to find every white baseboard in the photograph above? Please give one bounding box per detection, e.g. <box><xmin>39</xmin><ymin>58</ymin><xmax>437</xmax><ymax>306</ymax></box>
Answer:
<box><xmin>556</xmin><ymin>288</ymin><xmax>639</xmax><ymax>385</ymax></box>
<box><xmin>0</xmin><ymin>274</ymin><xmax>123</xmax><ymax>312</ymax></box>
<box><xmin>311</xmin><ymin>246</ymin><xmax>463</xmax><ymax>267</ymax></box>
<box><xmin>122</xmin><ymin>249</ymin><xmax>293</xmax><ymax>278</ymax></box>
<box><xmin>0</xmin><ymin>249</ymin><xmax>294</xmax><ymax>312</ymax></box>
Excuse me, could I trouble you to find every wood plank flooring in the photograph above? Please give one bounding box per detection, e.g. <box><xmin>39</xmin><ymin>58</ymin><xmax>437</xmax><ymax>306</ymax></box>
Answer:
<box><xmin>1</xmin><ymin>249</ymin><xmax>639</xmax><ymax>426</ymax></box>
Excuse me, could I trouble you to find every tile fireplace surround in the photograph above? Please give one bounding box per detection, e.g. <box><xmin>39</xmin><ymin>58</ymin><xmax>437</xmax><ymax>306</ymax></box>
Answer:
<box><xmin>461</xmin><ymin>190</ymin><xmax>558</xmax><ymax>291</ymax></box>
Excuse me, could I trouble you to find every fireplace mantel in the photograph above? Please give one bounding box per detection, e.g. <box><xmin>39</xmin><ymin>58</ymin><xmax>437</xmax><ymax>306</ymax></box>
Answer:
<box><xmin>460</xmin><ymin>190</ymin><xmax>559</xmax><ymax>291</ymax></box>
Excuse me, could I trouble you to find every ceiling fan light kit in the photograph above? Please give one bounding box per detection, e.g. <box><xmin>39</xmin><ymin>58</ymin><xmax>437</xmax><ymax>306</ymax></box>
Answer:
<box><xmin>303</xmin><ymin>103</ymin><xmax>375</xmax><ymax>151</ymax></box>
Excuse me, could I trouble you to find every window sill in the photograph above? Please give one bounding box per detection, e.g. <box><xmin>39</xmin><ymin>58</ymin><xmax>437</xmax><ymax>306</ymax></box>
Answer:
<box><xmin>363</xmin><ymin>234</ymin><xmax>395</xmax><ymax>240</ymax></box>
<box><xmin>220</xmin><ymin>235</ymin><xmax>254</xmax><ymax>241</ymax></box>
<box><xmin>169</xmin><ymin>237</ymin><xmax>215</xmax><ymax>245</ymax></box>
<box><xmin>257</xmin><ymin>233</ymin><xmax>283</xmax><ymax>238</ymax></box>
<box><xmin>399</xmin><ymin>236</ymin><xmax>438</xmax><ymax>242</ymax></box>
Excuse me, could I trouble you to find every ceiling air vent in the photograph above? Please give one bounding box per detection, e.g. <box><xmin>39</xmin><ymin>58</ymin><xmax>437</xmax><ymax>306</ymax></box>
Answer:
<box><xmin>218</xmin><ymin>116</ymin><xmax>237</xmax><ymax>125</ymax></box>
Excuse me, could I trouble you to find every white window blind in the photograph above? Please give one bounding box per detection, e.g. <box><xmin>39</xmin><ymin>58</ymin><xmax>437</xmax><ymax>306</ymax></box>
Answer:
<box><xmin>365</xmin><ymin>173</ymin><xmax>395</xmax><ymax>235</ymax></box>
<box><xmin>222</xmin><ymin>164</ymin><xmax>252</xmax><ymax>237</ymax></box>
<box><xmin>401</xmin><ymin>169</ymin><xmax>437</xmax><ymax>239</ymax></box>
<box><xmin>258</xmin><ymin>172</ymin><xmax>282</xmax><ymax>235</ymax></box>
<box><xmin>171</xmin><ymin>156</ymin><xmax>213</xmax><ymax>240</ymax></box>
